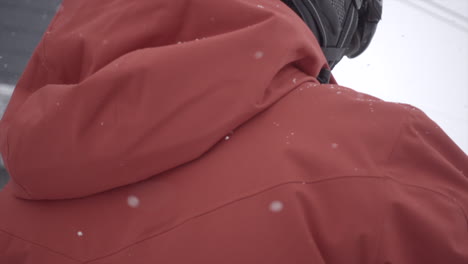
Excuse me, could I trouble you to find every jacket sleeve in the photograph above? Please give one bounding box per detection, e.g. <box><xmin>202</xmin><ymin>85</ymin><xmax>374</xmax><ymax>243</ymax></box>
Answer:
<box><xmin>379</xmin><ymin>106</ymin><xmax>468</xmax><ymax>263</ymax></box>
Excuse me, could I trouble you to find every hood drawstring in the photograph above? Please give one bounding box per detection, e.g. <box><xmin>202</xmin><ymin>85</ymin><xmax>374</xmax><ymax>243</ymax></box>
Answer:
<box><xmin>317</xmin><ymin>68</ymin><xmax>332</xmax><ymax>84</ymax></box>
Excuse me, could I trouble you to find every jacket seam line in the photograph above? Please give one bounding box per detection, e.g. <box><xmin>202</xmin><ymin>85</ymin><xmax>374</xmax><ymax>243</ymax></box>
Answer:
<box><xmin>0</xmin><ymin>228</ymin><xmax>82</xmax><ymax>263</ymax></box>
<box><xmin>385</xmin><ymin>106</ymin><xmax>411</xmax><ymax>163</ymax></box>
<box><xmin>2</xmin><ymin>175</ymin><xmax>383</xmax><ymax>262</ymax></box>
<box><xmin>84</xmin><ymin>175</ymin><xmax>386</xmax><ymax>263</ymax></box>
<box><xmin>383</xmin><ymin>108</ymin><xmax>468</xmax><ymax>232</ymax></box>
<box><xmin>10</xmin><ymin>174</ymin><xmax>459</xmax><ymax>262</ymax></box>
<box><xmin>383</xmin><ymin>175</ymin><xmax>468</xmax><ymax>231</ymax></box>
<box><xmin>38</xmin><ymin>5</ymin><xmax>64</xmax><ymax>78</ymax></box>
<box><xmin>372</xmin><ymin>177</ymin><xmax>390</xmax><ymax>264</ymax></box>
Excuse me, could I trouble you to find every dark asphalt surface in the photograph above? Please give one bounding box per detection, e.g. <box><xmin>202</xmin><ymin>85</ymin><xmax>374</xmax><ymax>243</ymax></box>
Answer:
<box><xmin>0</xmin><ymin>167</ymin><xmax>9</xmax><ymax>190</ymax></box>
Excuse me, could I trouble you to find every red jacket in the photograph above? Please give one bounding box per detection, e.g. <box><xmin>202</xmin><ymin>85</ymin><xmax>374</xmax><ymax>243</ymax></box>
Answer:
<box><xmin>1</xmin><ymin>0</ymin><xmax>467</xmax><ymax>263</ymax></box>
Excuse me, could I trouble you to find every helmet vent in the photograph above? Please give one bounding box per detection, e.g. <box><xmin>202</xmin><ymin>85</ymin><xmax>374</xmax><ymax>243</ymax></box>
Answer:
<box><xmin>330</xmin><ymin>0</ymin><xmax>347</xmax><ymax>26</ymax></box>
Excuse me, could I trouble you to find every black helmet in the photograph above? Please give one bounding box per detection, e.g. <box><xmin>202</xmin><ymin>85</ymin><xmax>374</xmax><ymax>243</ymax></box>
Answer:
<box><xmin>283</xmin><ymin>0</ymin><xmax>383</xmax><ymax>69</ymax></box>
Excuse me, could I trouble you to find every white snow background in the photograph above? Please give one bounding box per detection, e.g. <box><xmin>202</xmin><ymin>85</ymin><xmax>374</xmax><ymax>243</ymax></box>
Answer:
<box><xmin>333</xmin><ymin>0</ymin><xmax>468</xmax><ymax>154</ymax></box>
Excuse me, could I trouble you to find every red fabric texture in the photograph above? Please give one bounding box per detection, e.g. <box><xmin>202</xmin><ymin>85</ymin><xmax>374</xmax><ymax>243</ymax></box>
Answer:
<box><xmin>0</xmin><ymin>0</ymin><xmax>467</xmax><ymax>263</ymax></box>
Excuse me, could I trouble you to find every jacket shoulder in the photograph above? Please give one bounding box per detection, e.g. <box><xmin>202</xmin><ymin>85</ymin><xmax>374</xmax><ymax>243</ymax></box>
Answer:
<box><xmin>271</xmin><ymin>83</ymin><xmax>414</xmax><ymax>165</ymax></box>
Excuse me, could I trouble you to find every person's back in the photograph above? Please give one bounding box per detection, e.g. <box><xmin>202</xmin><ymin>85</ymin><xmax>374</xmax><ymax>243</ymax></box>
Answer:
<box><xmin>0</xmin><ymin>0</ymin><xmax>467</xmax><ymax>263</ymax></box>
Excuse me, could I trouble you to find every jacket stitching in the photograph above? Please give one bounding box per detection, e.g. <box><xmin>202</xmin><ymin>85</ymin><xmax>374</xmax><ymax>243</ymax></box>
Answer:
<box><xmin>3</xmin><ymin>174</ymin><xmax>464</xmax><ymax>262</ymax></box>
<box><xmin>38</xmin><ymin>6</ymin><xmax>64</xmax><ymax>79</ymax></box>
<box><xmin>385</xmin><ymin>104</ymin><xmax>412</xmax><ymax>163</ymax></box>
<box><xmin>1</xmin><ymin>175</ymin><xmax>382</xmax><ymax>262</ymax></box>
<box><xmin>0</xmin><ymin>228</ymin><xmax>82</xmax><ymax>263</ymax></box>
<box><xmin>83</xmin><ymin>175</ymin><xmax>386</xmax><ymax>263</ymax></box>
<box><xmin>384</xmin><ymin>107</ymin><xmax>468</xmax><ymax>232</ymax></box>
<box><xmin>383</xmin><ymin>175</ymin><xmax>468</xmax><ymax>231</ymax></box>
<box><xmin>372</xmin><ymin>177</ymin><xmax>390</xmax><ymax>264</ymax></box>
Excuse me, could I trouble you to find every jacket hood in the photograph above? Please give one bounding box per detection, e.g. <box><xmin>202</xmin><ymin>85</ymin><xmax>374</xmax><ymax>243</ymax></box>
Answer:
<box><xmin>0</xmin><ymin>0</ymin><xmax>329</xmax><ymax>200</ymax></box>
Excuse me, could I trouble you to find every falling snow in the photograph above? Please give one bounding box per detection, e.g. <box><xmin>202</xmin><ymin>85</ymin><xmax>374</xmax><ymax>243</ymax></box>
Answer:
<box><xmin>223</xmin><ymin>130</ymin><xmax>234</xmax><ymax>141</ymax></box>
<box><xmin>56</xmin><ymin>4</ymin><xmax>64</xmax><ymax>13</ymax></box>
<box><xmin>257</xmin><ymin>4</ymin><xmax>265</xmax><ymax>8</ymax></box>
<box><xmin>269</xmin><ymin>201</ymin><xmax>283</xmax><ymax>212</ymax></box>
<box><xmin>369</xmin><ymin>102</ymin><xmax>375</xmax><ymax>112</ymax></box>
<box><xmin>292</xmin><ymin>78</ymin><xmax>297</xmax><ymax>84</ymax></box>
<box><xmin>336</xmin><ymin>91</ymin><xmax>342</xmax><ymax>95</ymax></box>
<box><xmin>331</xmin><ymin>143</ymin><xmax>339</xmax><ymax>149</ymax></box>
<box><xmin>100</xmin><ymin>122</ymin><xmax>104</xmax><ymax>126</ymax></box>
<box><xmin>285</xmin><ymin>131</ymin><xmax>295</xmax><ymax>145</ymax></box>
<box><xmin>273</xmin><ymin>122</ymin><xmax>280</xmax><ymax>127</ymax></box>
<box><xmin>77</xmin><ymin>231</ymin><xmax>83</xmax><ymax>237</ymax></box>
<box><xmin>254</xmin><ymin>51</ymin><xmax>264</xmax><ymax>59</ymax></box>
<box><xmin>127</xmin><ymin>195</ymin><xmax>140</xmax><ymax>208</ymax></box>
